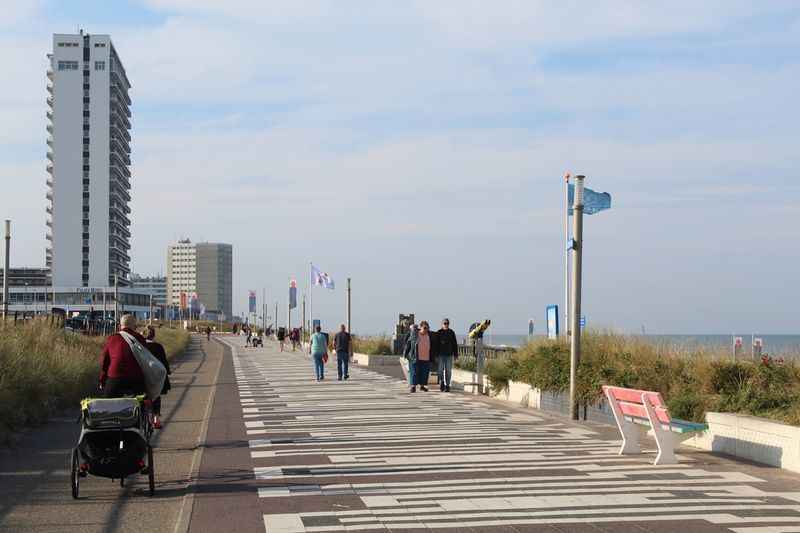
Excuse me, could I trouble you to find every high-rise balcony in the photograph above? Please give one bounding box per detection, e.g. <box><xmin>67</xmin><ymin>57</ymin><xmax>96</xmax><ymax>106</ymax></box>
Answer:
<box><xmin>46</xmin><ymin>162</ymin><xmax>53</xmax><ymax>174</ymax></box>
<box><xmin>46</xmin><ymin>219</ymin><xmax>52</xmax><ymax>228</ymax></box>
<box><xmin>47</xmin><ymin>96</ymin><xmax>53</xmax><ymax>107</ymax></box>
<box><xmin>110</xmin><ymin>136</ymin><xmax>130</xmax><ymax>155</ymax></box>
<box><xmin>46</xmin><ymin>123</ymin><xmax>53</xmax><ymax>134</ymax></box>
<box><xmin>47</xmin><ymin>69</ymin><xmax>54</xmax><ymax>80</ymax></box>
<box><xmin>46</xmin><ymin>150</ymin><xmax>53</xmax><ymax>161</ymax></box>
<box><xmin>46</xmin><ymin>190</ymin><xmax>53</xmax><ymax>201</ymax></box>
<box><xmin>46</xmin><ymin>205</ymin><xmax>52</xmax><ymax>215</ymax></box>
<box><xmin>45</xmin><ymin>233</ymin><xmax>52</xmax><ymax>241</ymax></box>
<box><xmin>46</xmin><ymin>177</ymin><xmax>53</xmax><ymax>188</ymax></box>
<box><xmin>110</xmin><ymin>96</ymin><xmax>132</xmax><ymax>119</ymax></box>
<box><xmin>46</xmin><ymin>84</ymin><xmax>53</xmax><ymax>94</ymax></box>
<box><xmin>46</xmin><ymin>110</ymin><xmax>53</xmax><ymax>121</ymax></box>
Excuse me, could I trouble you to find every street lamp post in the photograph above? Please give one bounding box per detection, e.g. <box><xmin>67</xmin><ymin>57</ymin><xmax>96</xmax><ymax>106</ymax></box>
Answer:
<box><xmin>2</xmin><ymin>220</ymin><xmax>9</xmax><ymax>322</ymax></box>
<box><xmin>569</xmin><ymin>175</ymin><xmax>585</xmax><ymax>421</ymax></box>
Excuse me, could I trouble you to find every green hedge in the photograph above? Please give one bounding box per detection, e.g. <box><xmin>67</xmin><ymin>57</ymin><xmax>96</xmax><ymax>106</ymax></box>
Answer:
<box><xmin>484</xmin><ymin>332</ymin><xmax>800</xmax><ymax>425</ymax></box>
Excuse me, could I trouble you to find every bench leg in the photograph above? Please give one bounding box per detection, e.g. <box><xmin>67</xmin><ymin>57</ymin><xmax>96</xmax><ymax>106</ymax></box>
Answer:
<box><xmin>618</xmin><ymin>421</ymin><xmax>642</xmax><ymax>455</ymax></box>
<box><xmin>653</xmin><ymin>432</ymin><xmax>678</xmax><ymax>465</ymax></box>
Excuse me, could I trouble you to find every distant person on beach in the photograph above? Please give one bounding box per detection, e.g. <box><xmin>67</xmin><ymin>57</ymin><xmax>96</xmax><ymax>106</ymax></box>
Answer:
<box><xmin>290</xmin><ymin>328</ymin><xmax>300</xmax><ymax>351</ymax></box>
<box><xmin>333</xmin><ymin>324</ymin><xmax>352</xmax><ymax>381</ymax></box>
<box><xmin>246</xmin><ymin>328</ymin><xmax>252</xmax><ymax>347</ymax></box>
<box><xmin>144</xmin><ymin>325</ymin><xmax>171</xmax><ymax>429</ymax></box>
<box><xmin>436</xmin><ymin>318</ymin><xmax>458</xmax><ymax>392</ymax></box>
<box><xmin>205</xmin><ymin>326</ymin><xmax>211</xmax><ymax>341</ymax></box>
<box><xmin>309</xmin><ymin>325</ymin><xmax>328</xmax><ymax>381</ymax></box>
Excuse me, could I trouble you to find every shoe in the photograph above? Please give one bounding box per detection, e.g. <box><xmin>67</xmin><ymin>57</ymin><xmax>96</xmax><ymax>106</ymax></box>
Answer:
<box><xmin>420</xmin><ymin>386</ymin><xmax>428</xmax><ymax>392</ymax></box>
<box><xmin>410</xmin><ymin>386</ymin><xmax>416</xmax><ymax>393</ymax></box>
<box><xmin>445</xmin><ymin>385</ymin><xmax>451</xmax><ymax>392</ymax></box>
<box><xmin>338</xmin><ymin>377</ymin><xmax>342</xmax><ymax>381</ymax></box>
<box><xmin>344</xmin><ymin>375</ymin><xmax>349</xmax><ymax>380</ymax></box>
<box><xmin>440</xmin><ymin>383</ymin><xmax>445</xmax><ymax>392</ymax></box>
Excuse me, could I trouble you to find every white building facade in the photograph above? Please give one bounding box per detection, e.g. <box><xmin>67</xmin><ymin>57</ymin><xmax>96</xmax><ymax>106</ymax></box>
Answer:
<box><xmin>166</xmin><ymin>240</ymin><xmax>233</xmax><ymax>320</ymax></box>
<box><xmin>47</xmin><ymin>31</ymin><xmax>132</xmax><ymax>288</ymax></box>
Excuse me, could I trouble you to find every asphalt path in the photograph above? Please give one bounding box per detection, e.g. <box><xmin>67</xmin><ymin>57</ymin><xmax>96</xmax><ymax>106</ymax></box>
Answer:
<box><xmin>0</xmin><ymin>335</ymin><xmax>223</xmax><ymax>533</ymax></box>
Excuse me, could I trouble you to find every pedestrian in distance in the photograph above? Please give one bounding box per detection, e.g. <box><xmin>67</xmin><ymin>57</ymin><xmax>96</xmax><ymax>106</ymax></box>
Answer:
<box><xmin>245</xmin><ymin>328</ymin><xmax>252</xmax><ymax>347</ymax></box>
<box><xmin>436</xmin><ymin>318</ymin><xmax>458</xmax><ymax>392</ymax></box>
<box><xmin>143</xmin><ymin>325</ymin><xmax>171</xmax><ymax>429</ymax></box>
<box><xmin>333</xmin><ymin>324</ymin><xmax>353</xmax><ymax>380</ymax></box>
<box><xmin>404</xmin><ymin>322</ymin><xmax>433</xmax><ymax>392</ymax></box>
<box><xmin>309</xmin><ymin>325</ymin><xmax>328</xmax><ymax>381</ymax></box>
<box><xmin>277</xmin><ymin>327</ymin><xmax>286</xmax><ymax>352</ymax></box>
<box><xmin>99</xmin><ymin>314</ymin><xmax>147</xmax><ymax>398</ymax></box>
<box><xmin>205</xmin><ymin>325</ymin><xmax>211</xmax><ymax>341</ymax></box>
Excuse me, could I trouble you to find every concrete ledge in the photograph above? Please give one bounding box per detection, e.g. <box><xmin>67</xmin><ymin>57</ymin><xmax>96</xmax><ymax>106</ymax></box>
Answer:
<box><xmin>685</xmin><ymin>412</ymin><xmax>800</xmax><ymax>473</ymax></box>
<box><xmin>353</xmin><ymin>353</ymin><xmax>400</xmax><ymax>367</ymax></box>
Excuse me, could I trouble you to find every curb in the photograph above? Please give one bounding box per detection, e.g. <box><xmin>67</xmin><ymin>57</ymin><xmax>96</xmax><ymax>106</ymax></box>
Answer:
<box><xmin>173</xmin><ymin>336</ymin><xmax>225</xmax><ymax>533</ymax></box>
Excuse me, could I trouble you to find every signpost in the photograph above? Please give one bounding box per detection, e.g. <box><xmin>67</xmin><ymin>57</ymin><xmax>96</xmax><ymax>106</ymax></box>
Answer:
<box><xmin>546</xmin><ymin>305</ymin><xmax>559</xmax><ymax>339</ymax></box>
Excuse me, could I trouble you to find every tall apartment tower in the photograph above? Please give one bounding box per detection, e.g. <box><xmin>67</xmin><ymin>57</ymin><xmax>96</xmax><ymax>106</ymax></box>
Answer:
<box><xmin>46</xmin><ymin>31</ymin><xmax>132</xmax><ymax>287</ymax></box>
<box><xmin>166</xmin><ymin>240</ymin><xmax>233</xmax><ymax>320</ymax></box>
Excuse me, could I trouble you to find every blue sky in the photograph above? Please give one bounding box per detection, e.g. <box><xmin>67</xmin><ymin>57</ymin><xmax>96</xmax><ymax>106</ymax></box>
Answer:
<box><xmin>1</xmin><ymin>1</ymin><xmax>798</xmax><ymax>334</ymax></box>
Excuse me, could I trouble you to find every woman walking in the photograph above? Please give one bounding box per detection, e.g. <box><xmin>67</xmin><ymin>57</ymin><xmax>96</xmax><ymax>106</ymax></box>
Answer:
<box><xmin>309</xmin><ymin>325</ymin><xmax>328</xmax><ymax>381</ymax></box>
<box><xmin>404</xmin><ymin>322</ymin><xmax>433</xmax><ymax>392</ymax></box>
<box><xmin>143</xmin><ymin>325</ymin><xmax>171</xmax><ymax>429</ymax></box>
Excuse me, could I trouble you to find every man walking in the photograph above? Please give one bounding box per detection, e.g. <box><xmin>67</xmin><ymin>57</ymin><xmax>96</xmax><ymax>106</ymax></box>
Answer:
<box><xmin>333</xmin><ymin>324</ymin><xmax>352</xmax><ymax>380</ymax></box>
<box><xmin>436</xmin><ymin>318</ymin><xmax>458</xmax><ymax>392</ymax></box>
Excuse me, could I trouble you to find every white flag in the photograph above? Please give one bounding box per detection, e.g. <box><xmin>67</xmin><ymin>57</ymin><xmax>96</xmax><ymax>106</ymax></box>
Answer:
<box><xmin>311</xmin><ymin>264</ymin><xmax>335</xmax><ymax>290</ymax></box>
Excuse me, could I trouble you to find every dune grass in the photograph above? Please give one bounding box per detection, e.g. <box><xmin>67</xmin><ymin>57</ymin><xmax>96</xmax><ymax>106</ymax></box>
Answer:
<box><xmin>484</xmin><ymin>330</ymin><xmax>800</xmax><ymax>425</ymax></box>
<box><xmin>352</xmin><ymin>335</ymin><xmax>394</xmax><ymax>355</ymax></box>
<box><xmin>0</xmin><ymin>319</ymin><xmax>191</xmax><ymax>442</ymax></box>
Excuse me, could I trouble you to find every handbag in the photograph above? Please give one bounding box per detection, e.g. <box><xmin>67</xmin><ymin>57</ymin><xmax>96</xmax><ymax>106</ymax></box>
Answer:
<box><xmin>119</xmin><ymin>331</ymin><xmax>167</xmax><ymax>400</ymax></box>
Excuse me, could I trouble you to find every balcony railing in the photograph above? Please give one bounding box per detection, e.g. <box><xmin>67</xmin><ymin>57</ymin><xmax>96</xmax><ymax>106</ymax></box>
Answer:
<box><xmin>46</xmin><ymin>123</ymin><xmax>53</xmax><ymax>134</ymax></box>
<box><xmin>45</xmin><ymin>233</ymin><xmax>52</xmax><ymax>241</ymax></box>
<box><xmin>47</xmin><ymin>69</ymin><xmax>54</xmax><ymax>80</ymax></box>
<box><xmin>46</xmin><ymin>163</ymin><xmax>53</xmax><ymax>174</ymax></box>
<box><xmin>46</xmin><ymin>177</ymin><xmax>53</xmax><ymax>188</ymax></box>
<box><xmin>46</xmin><ymin>190</ymin><xmax>53</xmax><ymax>201</ymax></box>
<box><xmin>46</xmin><ymin>84</ymin><xmax>53</xmax><ymax>94</ymax></box>
<box><xmin>47</xmin><ymin>96</ymin><xmax>53</xmax><ymax>107</ymax></box>
<box><xmin>46</xmin><ymin>110</ymin><xmax>53</xmax><ymax>121</ymax></box>
<box><xmin>46</xmin><ymin>136</ymin><xmax>53</xmax><ymax>146</ymax></box>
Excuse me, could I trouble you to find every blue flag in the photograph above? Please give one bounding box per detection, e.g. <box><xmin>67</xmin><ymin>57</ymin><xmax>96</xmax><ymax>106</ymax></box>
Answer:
<box><xmin>568</xmin><ymin>184</ymin><xmax>611</xmax><ymax>215</ymax></box>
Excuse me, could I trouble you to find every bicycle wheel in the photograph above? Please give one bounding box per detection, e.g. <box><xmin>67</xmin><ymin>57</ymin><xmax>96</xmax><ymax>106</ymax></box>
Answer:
<box><xmin>147</xmin><ymin>445</ymin><xmax>155</xmax><ymax>496</ymax></box>
<box><xmin>120</xmin><ymin>476</ymin><xmax>125</xmax><ymax>487</ymax></box>
<box><xmin>70</xmin><ymin>448</ymin><xmax>80</xmax><ymax>499</ymax></box>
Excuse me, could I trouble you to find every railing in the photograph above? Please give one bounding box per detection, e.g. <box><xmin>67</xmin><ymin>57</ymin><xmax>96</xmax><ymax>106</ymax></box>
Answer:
<box><xmin>456</xmin><ymin>343</ymin><xmax>517</xmax><ymax>371</ymax></box>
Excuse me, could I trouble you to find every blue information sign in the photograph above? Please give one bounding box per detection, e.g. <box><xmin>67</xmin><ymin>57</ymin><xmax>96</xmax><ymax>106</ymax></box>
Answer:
<box><xmin>546</xmin><ymin>305</ymin><xmax>559</xmax><ymax>339</ymax></box>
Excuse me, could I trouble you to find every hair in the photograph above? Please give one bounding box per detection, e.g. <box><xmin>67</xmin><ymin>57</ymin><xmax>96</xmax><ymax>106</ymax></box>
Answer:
<box><xmin>144</xmin><ymin>325</ymin><xmax>156</xmax><ymax>340</ymax></box>
<box><xmin>442</xmin><ymin>318</ymin><xmax>450</xmax><ymax>323</ymax></box>
<box><xmin>420</xmin><ymin>321</ymin><xmax>429</xmax><ymax>329</ymax></box>
<box><xmin>315</xmin><ymin>325</ymin><xmax>321</xmax><ymax>332</ymax></box>
<box><xmin>120</xmin><ymin>314</ymin><xmax>136</xmax><ymax>329</ymax></box>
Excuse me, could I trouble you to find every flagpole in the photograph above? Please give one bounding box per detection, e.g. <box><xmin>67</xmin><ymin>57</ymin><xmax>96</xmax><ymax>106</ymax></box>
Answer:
<box><xmin>564</xmin><ymin>172</ymin><xmax>571</xmax><ymax>338</ymax></box>
<box><xmin>309</xmin><ymin>262</ymin><xmax>313</xmax><ymax>339</ymax></box>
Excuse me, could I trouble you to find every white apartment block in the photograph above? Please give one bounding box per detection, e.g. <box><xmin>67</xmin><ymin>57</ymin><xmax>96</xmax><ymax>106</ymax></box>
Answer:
<box><xmin>47</xmin><ymin>31</ymin><xmax>132</xmax><ymax>287</ymax></box>
<box><xmin>166</xmin><ymin>240</ymin><xmax>233</xmax><ymax>320</ymax></box>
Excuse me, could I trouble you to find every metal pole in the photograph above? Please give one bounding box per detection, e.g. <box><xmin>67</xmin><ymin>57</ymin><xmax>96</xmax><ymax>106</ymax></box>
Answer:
<box><xmin>346</xmin><ymin>277</ymin><xmax>351</xmax><ymax>332</ymax></box>
<box><xmin>569</xmin><ymin>175</ymin><xmax>585</xmax><ymax>421</ymax></box>
<box><xmin>114</xmin><ymin>274</ymin><xmax>119</xmax><ymax>331</ymax></box>
<box><xmin>302</xmin><ymin>293</ymin><xmax>306</xmax><ymax>342</ymax></box>
<box><xmin>2</xmin><ymin>220</ymin><xmax>9</xmax><ymax>322</ymax></box>
<box><xmin>103</xmin><ymin>288</ymin><xmax>107</xmax><ymax>335</ymax></box>
<box><xmin>564</xmin><ymin>172</ymin><xmax>571</xmax><ymax>338</ymax></box>
<box><xmin>149</xmin><ymin>294</ymin><xmax>153</xmax><ymax>325</ymax></box>
<box><xmin>309</xmin><ymin>262</ymin><xmax>313</xmax><ymax>335</ymax></box>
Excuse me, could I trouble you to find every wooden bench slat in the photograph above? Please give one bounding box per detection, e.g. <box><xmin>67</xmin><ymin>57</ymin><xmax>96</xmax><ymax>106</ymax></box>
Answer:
<box><xmin>603</xmin><ymin>385</ymin><xmax>666</xmax><ymax>408</ymax></box>
<box><xmin>618</xmin><ymin>400</ymin><xmax>671</xmax><ymax>424</ymax></box>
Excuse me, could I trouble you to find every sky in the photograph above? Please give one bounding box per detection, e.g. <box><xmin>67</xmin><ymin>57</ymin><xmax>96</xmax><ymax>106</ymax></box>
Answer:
<box><xmin>0</xmin><ymin>1</ymin><xmax>798</xmax><ymax>335</ymax></box>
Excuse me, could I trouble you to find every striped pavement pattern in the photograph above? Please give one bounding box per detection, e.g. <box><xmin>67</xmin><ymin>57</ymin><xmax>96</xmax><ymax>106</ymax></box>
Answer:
<box><xmin>219</xmin><ymin>337</ymin><xmax>800</xmax><ymax>533</ymax></box>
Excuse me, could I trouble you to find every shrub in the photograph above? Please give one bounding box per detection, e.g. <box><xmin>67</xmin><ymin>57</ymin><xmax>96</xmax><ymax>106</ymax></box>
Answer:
<box><xmin>485</xmin><ymin>359</ymin><xmax>513</xmax><ymax>394</ymax></box>
<box><xmin>353</xmin><ymin>335</ymin><xmax>394</xmax><ymax>355</ymax></box>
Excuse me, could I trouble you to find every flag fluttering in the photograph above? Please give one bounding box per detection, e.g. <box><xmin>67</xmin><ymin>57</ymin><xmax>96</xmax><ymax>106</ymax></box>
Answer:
<box><xmin>289</xmin><ymin>279</ymin><xmax>298</xmax><ymax>309</ymax></box>
<box><xmin>568</xmin><ymin>183</ymin><xmax>611</xmax><ymax>215</ymax></box>
<box><xmin>311</xmin><ymin>264</ymin><xmax>335</xmax><ymax>290</ymax></box>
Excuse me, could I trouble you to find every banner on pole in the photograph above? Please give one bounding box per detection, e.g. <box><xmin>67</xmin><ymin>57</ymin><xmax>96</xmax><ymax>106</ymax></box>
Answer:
<box><xmin>248</xmin><ymin>290</ymin><xmax>256</xmax><ymax>313</ymax></box>
<box><xmin>568</xmin><ymin>184</ymin><xmax>611</xmax><ymax>215</ymax></box>
<box><xmin>311</xmin><ymin>264</ymin><xmax>335</xmax><ymax>290</ymax></box>
<box><xmin>289</xmin><ymin>279</ymin><xmax>297</xmax><ymax>309</ymax></box>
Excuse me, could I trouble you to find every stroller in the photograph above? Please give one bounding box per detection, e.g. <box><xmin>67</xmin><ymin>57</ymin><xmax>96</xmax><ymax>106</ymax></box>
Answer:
<box><xmin>71</xmin><ymin>396</ymin><xmax>155</xmax><ymax>498</ymax></box>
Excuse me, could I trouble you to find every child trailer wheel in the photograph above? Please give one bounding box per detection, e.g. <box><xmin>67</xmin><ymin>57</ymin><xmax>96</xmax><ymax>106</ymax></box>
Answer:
<box><xmin>120</xmin><ymin>476</ymin><xmax>125</xmax><ymax>487</ymax></box>
<box><xmin>70</xmin><ymin>448</ymin><xmax>80</xmax><ymax>499</ymax></box>
<box><xmin>147</xmin><ymin>445</ymin><xmax>155</xmax><ymax>496</ymax></box>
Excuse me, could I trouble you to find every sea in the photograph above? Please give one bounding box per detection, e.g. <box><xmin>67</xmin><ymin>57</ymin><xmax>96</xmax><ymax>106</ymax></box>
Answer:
<box><xmin>457</xmin><ymin>334</ymin><xmax>800</xmax><ymax>357</ymax></box>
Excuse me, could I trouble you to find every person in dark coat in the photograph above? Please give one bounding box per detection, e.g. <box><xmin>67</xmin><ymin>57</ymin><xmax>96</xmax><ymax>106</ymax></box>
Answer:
<box><xmin>99</xmin><ymin>315</ymin><xmax>146</xmax><ymax>398</ymax></box>
<box><xmin>144</xmin><ymin>325</ymin><xmax>171</xmax><ymax>429</ymax></box>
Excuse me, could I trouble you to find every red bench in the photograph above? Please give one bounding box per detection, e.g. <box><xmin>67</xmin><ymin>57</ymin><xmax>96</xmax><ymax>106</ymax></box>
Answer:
<box><xmin>602</xmin><ymin>385</ymin><xmax>708</xmax><ymax>465</ymax></box>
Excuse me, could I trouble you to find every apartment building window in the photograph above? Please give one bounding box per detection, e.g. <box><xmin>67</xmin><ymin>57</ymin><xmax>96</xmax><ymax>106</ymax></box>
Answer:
<box><xmin>94</xmin><ymin>61</ymin><xmax>105</xmax><ymax>71</ymax></box>
<box><xmin>57</xmin><ymin>61</ymin><xmax>78</xmax><ymax>71</ymax></box>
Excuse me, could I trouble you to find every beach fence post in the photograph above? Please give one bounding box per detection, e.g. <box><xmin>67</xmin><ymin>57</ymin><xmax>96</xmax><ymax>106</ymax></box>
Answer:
<box><xmin>569</xmin><ymin>175</ymin><xmax>585</xmax><ymax>421</ymax></box>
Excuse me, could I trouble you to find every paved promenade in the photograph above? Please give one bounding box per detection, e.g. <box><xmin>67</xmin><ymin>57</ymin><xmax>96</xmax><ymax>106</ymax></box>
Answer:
<box><xmin>210</xmin><ymin>337</ymin><xmax>800</xmax><ymax>533</ymax></box>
